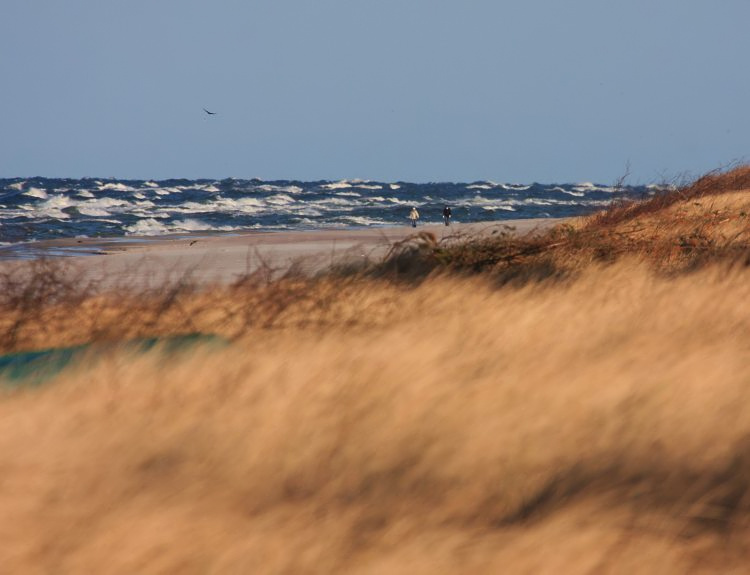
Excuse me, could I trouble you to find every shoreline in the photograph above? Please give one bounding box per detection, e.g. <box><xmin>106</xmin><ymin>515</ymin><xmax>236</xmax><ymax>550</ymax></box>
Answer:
<box><xmin>0</xmin><ymin>218</ymin><xmax>565</xmax><ymax>288</ymax></box>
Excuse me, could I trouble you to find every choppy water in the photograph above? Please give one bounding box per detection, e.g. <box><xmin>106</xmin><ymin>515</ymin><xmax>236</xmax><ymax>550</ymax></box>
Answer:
<box><xmin>0</xmin><ymin>177</ymin><xmax>655</xmax><ymax>246</ymax></box>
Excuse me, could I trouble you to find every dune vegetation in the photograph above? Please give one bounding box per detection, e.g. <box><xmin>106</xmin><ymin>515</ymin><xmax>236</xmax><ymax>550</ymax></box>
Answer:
<box><xmin>1</xmin><ymin>167</ymin><xmax>750</xmax><ymax>573</ymax></box>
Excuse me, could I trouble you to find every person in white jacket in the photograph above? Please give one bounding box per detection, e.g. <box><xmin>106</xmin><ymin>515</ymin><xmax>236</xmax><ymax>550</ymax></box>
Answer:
<box><xmin>409</xmin><ymin>207</ymin><xmax>420</xmax><ymax>228</ymax></box>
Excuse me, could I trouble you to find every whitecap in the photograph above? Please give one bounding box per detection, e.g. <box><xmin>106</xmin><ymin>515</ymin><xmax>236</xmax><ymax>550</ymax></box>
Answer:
<box><xmin>213</xmin><ymin>197</ymin><xmax>264</xmax><ymax>214</ymax></box>
<box><xmin>266</xmin><ymin>194</ymin><xmax>295</xmax><ymax>206</ymax></box>
<box><xmin>24</xmin><ymin>187</ymin><xmax>48</xmax><ymax>199</ymax></box>
<box><xmin>77</xmin><ymin>190</ymin><xmax>95</xmax><ymax>198</ymax></box>
<box><xmin>481</xmin><ymin>205</ymin><xmax>517</xmax><ymax>212</ymax></box>
<box><xmin>78</xmin><ymin>206</ymin><xmax>112</xmax><ymax>217</ymax></box>
<box><xmin>36</xmin><ymin>195</ymin><xmax>74</xmax><ymax>219</ymax></box>
<box><xmin>389</xmin><ymin>184</ymin><xmax>401</xmax><ymax>190</ymax></box>
<box><xmin>98</xmin><ymin>182</ymin><xmax>136</xmax><ymax>192</ymax></box>
<box><xmin>142</xmin><ymin>181</ymin><xmax>160</xmax><ymax>188</ymax></box>
<box><xmin>255</xmin><ymin>184</ymin><xmax>303</xmax><ymax>194</ymax></box>
<box><xmin>172</xmin><ymin>218</ymin><xmax>211</xmax><ymax>232</ymax></box>
<box><xmin>467</xmin><ymin>184</ymin><xmax>493</xmax><ymax>190</ymax></box>
<box><xmin>320</xmin><ymin>180</ymin><xmax>352</xmax><ymax>190</ymax></box>
<box><xmin>338</xmin><ymin>215</ymin><xmax>389</xmax><ymax>226</ymax></box>
<box><xmin>572</xmin><ymin>183</ymin><xmax>616</xmax><ymax>193</ymax></box>
<box><xmin>153</xmin><ymin>187</ymin><xmax>181</xmax><ymax>196</ymax></box>
<box><xmin>550</xmin><ymin>187</ymin><xmax>585</xmax><ymax>197</ymax></box>
<box><xmin>353</xmin><ymin>184</ymin><xmax>382</xmax><ymax>190</ymax></box>
<box><xmin>8</xmin><ymin>181</ymin><xmax>25</xmax><ymax>191</ymax></box>
<box><xmin>125</xmin><ymin>218</ymin><xmax>169</xmax><ymax>235</ymax></box>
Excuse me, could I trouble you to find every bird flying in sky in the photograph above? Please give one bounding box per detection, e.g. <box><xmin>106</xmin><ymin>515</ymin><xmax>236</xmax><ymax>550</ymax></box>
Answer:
<box><xmin>203</xmin><ymin>108</ymin><xmax>217</xmax><ymax>115</ymax></box>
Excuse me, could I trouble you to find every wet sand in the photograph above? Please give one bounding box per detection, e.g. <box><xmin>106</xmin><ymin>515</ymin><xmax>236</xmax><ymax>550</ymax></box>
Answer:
<box><xmin>0</xmin><ymin>219</ymin><xmax>563</xmax><ymax>289</ymax></box>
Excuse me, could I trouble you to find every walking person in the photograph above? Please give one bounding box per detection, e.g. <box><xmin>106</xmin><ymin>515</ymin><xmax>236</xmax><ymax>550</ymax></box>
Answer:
<box><xmin>409</xmin><ymin>206</ymin><xmax>420</xmax><ymax>228</ymax></box>
<box><xmin>443</xmin><ymin>205</ymin><xmax>452</xmax><ymax>226</ymax></box>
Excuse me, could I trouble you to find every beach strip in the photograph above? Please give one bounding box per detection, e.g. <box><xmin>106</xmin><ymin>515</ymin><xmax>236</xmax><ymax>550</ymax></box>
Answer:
<box><xmin>0</xmin><ymin>219</ymin><xmax>563</xmax><ymax>289</ymax></box>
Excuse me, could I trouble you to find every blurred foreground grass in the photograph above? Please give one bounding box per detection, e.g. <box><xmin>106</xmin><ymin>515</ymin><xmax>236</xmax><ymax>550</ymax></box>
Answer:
<box><xmin>1</xmin><ymin>167</ymin><xmax>750</xmax><ymax>573</ymax></box>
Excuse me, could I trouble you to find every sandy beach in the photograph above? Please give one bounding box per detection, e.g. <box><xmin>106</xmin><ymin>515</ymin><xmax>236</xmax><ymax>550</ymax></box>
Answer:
<box><xmin>0</xmin><ymin>218</ymin><xmax>562</xmax><ymax>288</ymax></box>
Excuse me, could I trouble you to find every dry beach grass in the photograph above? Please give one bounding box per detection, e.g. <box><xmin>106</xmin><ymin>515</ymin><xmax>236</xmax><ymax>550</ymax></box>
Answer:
<box><xmin>1</xmin><ymin>167</ymin><xmax>750</xmax><ymax>573</ymax></box>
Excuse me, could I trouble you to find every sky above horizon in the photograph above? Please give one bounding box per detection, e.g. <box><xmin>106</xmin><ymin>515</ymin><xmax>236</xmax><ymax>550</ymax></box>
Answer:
<box><xmin>1</xmin><ymin>0</ymin><xmax>748</xmax><ymax>184</ymax></box>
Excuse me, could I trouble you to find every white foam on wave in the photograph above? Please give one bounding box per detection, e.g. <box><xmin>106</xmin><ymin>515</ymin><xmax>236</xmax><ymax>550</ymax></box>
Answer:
<box><xmin>334</xmin><ymin>191</ymin><xmax>361</xmax><ymax>197</ymax></box>
<box><xmin>77</xmin><ymin>190</ymin><xmax>95</xmax><ymax>198</ymax></box>
<box><xmin>125</xmin><ymin>218</ymin><xmax>169</xmax><ymax>235</ymax></box>
<box><xmin>77</xmin><ymin>196</ymin><xmax>133</xmax><ymax>217</ymax></box>
<box><xmin>143</xmin><ymin>181</ymin><xmax>159</xmax><ymax>188</ymax></box>
<box><xmin>467</xmin><ymin>184</ymin><xmax>493</xmax><ymax>190</ymax></box>
<box><xmin>550</xmin><ymin>186</ymin><xmax>585</xmax><ymax>197</ymax></box>
<box><xmin>37</xmin><ymin>195</ymin><xmax>73</xmax><ymax>219</ymax></box>
<box><xmin>172</xmin><ymin>218</ymin><xmax>210</xmax><ymax>232</ymax></box>
<box><xmin>77</xmin><ymin>206</ymin><xmax>111</xmax><ymax>217</ymax></box>
<box><xmin>154</xmin><ymin>187</ymin><xmax>181</xmax><ymax>196</ymax></box>
<box><xmin>500</xmin><ymin>184</ymin><xmax>532</xmax><ymax>191</ymax></box>
<box><xmin>199</xmin><ymin>184</ymin><xmax>220</xmax><ymax>193</ymax></box>
<box><xmin>389</xmin><ymin>184</ymin><xmax>401</xmax><ymax>190</ymax></box>
<box><xmin>338</xmin><ymin>215</ymin><xmax>389</xmax><ymax>226</ymax></box>
<box><xmin>125</xmin><ymin>217</ymin><xmax>243</xmax><ymax>236</ymax></box>
<box><xmin>320</xmin><ymin>180</ymin><xmax>352</xmax><ymax>190</ymax></box>
<box><xmin>133</xmin><ymin>192</ymin><xmax>147</xmax><ymax>200</ymax></box>
<box><xmin>8</xmin><ymin>181</ymin><xmax>25</xmax><ymax>191</ymax></box>
<box><xmin>255</xmin><ymin>184</ymin><xmax>303</xmax><ymax>194</ymax></box>
<box><xmin>353</xmin><ymin>184</ymin><xmax>382</xmax><ymax>190</ymax></box>
<box><xmin>266</xmin><ymin>193</ymin><xmax>295</xmax><ymax>206</ymax></box>
<box><xmin>573</xmin><ymin>183</ymin><xmax>616</xmax><ymax>193</ymax></box>
<box><xmin>24</xmin><ymin>187</ymin><xmax>48</xmax><ymax>199</ymax></box>
<box><xmin>311</xmin><ymin>197</ymin><xmax>360</xmax><ymax>208</ymax></box>
<box><xmin>98</xmin><ymin>182</ymin><xmax>136</xmax><ymax>192</ymax></box>
<box><xmin>211</xmin><ymin>197</ymin><xmax>265</xmax><ymax>214</ymax></box>
<box><xmin>383</xmin><ymin>197</ymin><xmax>413</xmax><ymax>206</ymax></box>
<box><xmin>481</xmin><ymin>205</ymin><xmax>516</xmax><ymax>212</ymax></box>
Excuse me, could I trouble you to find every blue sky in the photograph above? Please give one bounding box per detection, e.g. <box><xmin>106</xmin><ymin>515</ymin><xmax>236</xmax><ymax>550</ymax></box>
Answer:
<box><xmin>1</xmin><ymin>0</ymin><xmax>748</xmax><ymax>183</ymax></box>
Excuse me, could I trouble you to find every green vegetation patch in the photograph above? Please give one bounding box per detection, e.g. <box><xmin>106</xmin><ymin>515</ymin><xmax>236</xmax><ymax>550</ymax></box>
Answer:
<box><xmin>0</xmin><ymin>333</ymin><xmax>226</xmax><ymax>386</ymax></box>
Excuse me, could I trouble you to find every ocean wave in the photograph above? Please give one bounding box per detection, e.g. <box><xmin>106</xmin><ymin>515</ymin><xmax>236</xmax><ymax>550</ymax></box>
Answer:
<box><xmin>33</xmin><ymin>195</ymin><xmax>76</xmax><ymax>219</ymax></box>
<box><xmin>24</xmin><ymin>187</ymin><xmax>49</xmax><ymax>199</ymax></box>
<box><xmin>77</xmin><ymin>206</ymin><xmax>113</xmax><ymax>217</ymax></box>
<box><xmin>337</xmin><ymin>215</ymin><xmax>390</xmax><ymax>226</ymax></box>
<box><xmin>0</xmin><ymin>177</ymin><xmax>649</xmax><ymax>246</ymax></box>
<box><xmin>125</xmin><ymin>218</ymin><xmax>169</xmax><ymax>235</ymax></box>
<box><xmin>550</xmin><ymin>186</ymin><xmax>585</xmax><ymax>197</ymax></box>
<box><xmin>255</xmin><ymin>184</ymin><xmax>303</xmax><ymax>194</ymax></box>
<box><xmin>320</xmin><ymin>180</ymin><xmax>352</xmax><ymax>190</ymax></box>
<box><xmin>481</xmin><ymin>205</ymin><xmax>517</xmax><ymax>212</ymax></box>
<box><xmin>98</xmin><ymin>182</ymin><xmax>136</xmax><ymax>192</ymax></box>
<box><xmin>573</xmin><ymin>183</ymin><xmax>617</xmax><ymax>193</ymax></box>
<box><xmin>266</xmin><ymin>194</ymin><xmax>295</xmax><ymax>206</ymax></box>
<box><xmin>154</xmin><ymin>187</ymin><xmax>181</xmax><ymax>196</ymax></box>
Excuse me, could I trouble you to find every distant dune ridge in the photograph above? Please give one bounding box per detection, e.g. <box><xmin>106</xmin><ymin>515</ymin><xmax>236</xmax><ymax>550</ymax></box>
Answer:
<box><xmin>1</xmin><ymin>167</ymin><xmax>750</xmax><ymax>573</ymax></box>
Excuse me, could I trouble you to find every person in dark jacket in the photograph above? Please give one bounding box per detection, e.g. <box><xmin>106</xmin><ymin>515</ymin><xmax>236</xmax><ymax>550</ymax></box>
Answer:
<box><xmin>443</xmin><ymin>205</ymin><xmax>452</xmax><ymax>226</ymax></box>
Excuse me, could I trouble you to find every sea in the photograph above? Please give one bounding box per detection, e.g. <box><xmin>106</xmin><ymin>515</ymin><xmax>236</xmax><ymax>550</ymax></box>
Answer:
<box><xmin>0</xmin><ymin>177</ymin><xmax>656</xmax><ymax>251</ymax></box>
